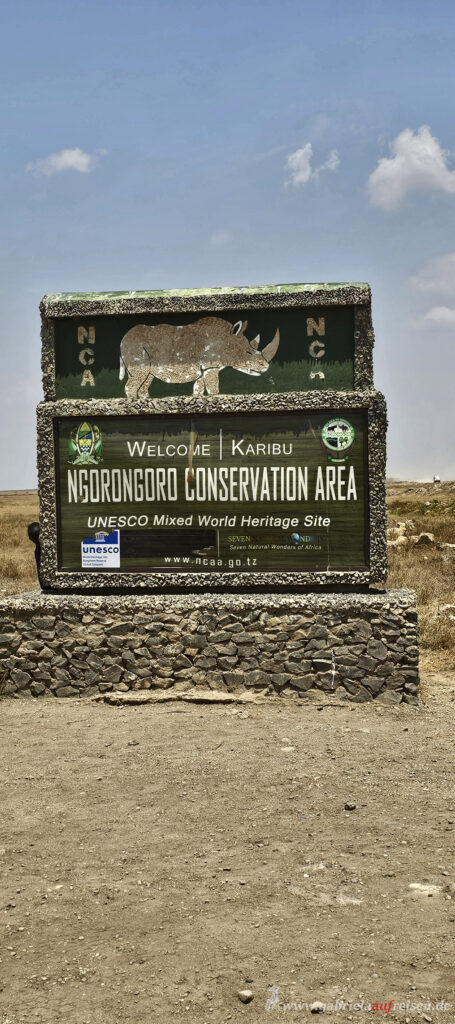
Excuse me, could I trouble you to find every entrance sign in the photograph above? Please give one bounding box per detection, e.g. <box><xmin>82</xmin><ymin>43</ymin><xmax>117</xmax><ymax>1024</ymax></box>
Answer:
<box><xmin>0</xmin><ymin>279</ymin><xmax>412</xmax><ymax>706</ymax></box>
<box><xmin>0</xmin><ymin>279</ymin><xmax>417</xmax><ymax>706</ymax></box>
<box><xmin>56</xmin><ymin>411</ymin><xmax>367</xmax><ymax>574</ymax></box>
<box><xmin>38</xmin><ymin>389</ymin><xmax>387</xmax><ymax>590</ymax></box>
<box><xmin>38</xmin><ymin>282</ymin><xmax>386</xmax><ymax>591</ymax></box>
<box><xmin>40</xmin><ymin>283</ymin><xmax>374</xmax><ymax>401</ymax></box>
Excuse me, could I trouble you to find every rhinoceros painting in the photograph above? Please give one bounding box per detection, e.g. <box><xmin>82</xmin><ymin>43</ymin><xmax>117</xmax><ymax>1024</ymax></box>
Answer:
<box><xmin>119</xmin><ymin>317</ymin><xmax>280</xmax><ymax>398</ymax></box>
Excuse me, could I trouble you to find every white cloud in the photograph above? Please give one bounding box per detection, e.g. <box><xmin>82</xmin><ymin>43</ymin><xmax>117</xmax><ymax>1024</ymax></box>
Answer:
<box><xmin>286</xmin><ymin>142</ymin><xmax>313</xmax><ymax>186</ymax></box>
<box><xmin>285</xmin><ymin>142</ymin><xmax>340</xmax><ymax>187</ymax></box>
<box><xmin>411</xmin><ymin>252</ymin><xmax>455</xmax><ymax>295</ymax></box>
<box><xmin>313</xmin><ymin>148</ymin><xmax>340</xmax><ymax>180</ymax></box>
<box><xmin>368</xmin><ymin>125</ymin><xmax>455</xmax><ymax>211</ymax></box>
<box><xmin>423</xmin><ymin>305</ymin><xmax>455</xmax><ymax>328</ymax></box>
<box><xmin>26</xmin><ymin>147</ymin><xmax>107</xmax><ymax>176</ymax></box>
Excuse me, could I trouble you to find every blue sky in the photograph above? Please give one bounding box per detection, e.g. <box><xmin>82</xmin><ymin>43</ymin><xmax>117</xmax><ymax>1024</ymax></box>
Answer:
<box><xmin>1</xmin><ymin>0</ymin><xmax>455</xmax><ymax>486</ymax></box>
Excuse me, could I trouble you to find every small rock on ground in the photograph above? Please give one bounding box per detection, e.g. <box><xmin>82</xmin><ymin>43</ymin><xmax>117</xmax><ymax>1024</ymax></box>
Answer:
<box><xmin>238</xmin><ymin>989</ymin><xmax>254</xmax><ymax>1003</ymax></box>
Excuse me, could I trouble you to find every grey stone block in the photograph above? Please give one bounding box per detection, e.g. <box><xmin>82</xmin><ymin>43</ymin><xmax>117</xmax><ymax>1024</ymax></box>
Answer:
<box><xmin>103</xmin><ymin>665</ymin><xmax>123</xmax><ymax>683</ymax></box>
<box><xmin>208</xmin><ymin>631</ymin><xmax>230</xmax><ymax>643</ymax></box>
<box><xmin>304</xmin><ymin>639</ymin><xmax>327</xmax><ymax>653</ymax></box>
<box><xmin>358</xmin><ymin>655</ymin><xmax>377</xmax><ymax>673</ymax></box>
<box><xmin>404</xmin><ymin>681</ymin><xmax>419</xmax><ymax>694</ymax></box>
<box><xmin>107</xmin><ymin>637</ymin><xmax>125</xmax><ymax>650</ymax></box>
<box><xmin>86</xmin><ymin>653</ymin><xmax>103</xmax><ymax>670</ymax></box>
<box><xmin>10</xmin><ymin>669</ymin><xmax>31</xmax><ymax>689</ymax></box>
<box><xmin>174</xmin><ymin>654</ymin><xmax>192</xmax><ymax>668</ymax></box>
<box><xmin>290</xmin><ymin>675</ymin><xmax>313</xmax><ymax>692</ymax></box>
<box><xmin>388</xmin><ymin>672</ymin><xmax>405</xmax><ymax>689</ymax></box>
<box><xmin>307</xmin><ymin>625</ymin><xmax>329</xmax><ymax>640</ymax></box>
<box><xmin>32</xmin><ymin>616</ymin><xmax>56</xmax><ymax>630</ymax></box>
<box><xmin>218</xmin><ymin>656</ymin><xmax>238</xmax><ymax>669</ymax></box>
<box><xmin>30</xmin><ymin>681</ymin><xmax>46</xmax><ymax>696</ymax></box>
<box><xmin>318</xmin><ymin>672</ymin><xmax>336</xmax><ymax>691</ymax></box>
<box><xmin>107</xmin><ymin>622</ymin><xmax>132</xmax><ymax>636</ymax></box>
<box><xmin>336</xmin><ymin>665</ymin><xmax>365</xmax><ymax>681</ymax></box>
<box><xmin>283</xmin><ymin>660</ymin><xmax>311</xmax><ymax>676</ymax></box>
<box><xmin>348</xmin><ymin>684</ymin><xmax>372</xmax><ymax>703</ymax></box>
<box><xmin>271</xmin><ymin>673</ymin><xmax>291</xmax><ymax>689</ymax></box>
<box><xmin>334</xmin><ymin>686</ymin><xmax>350</xmax><ymax>700</ymax></box>
<box><xmin>223</xmin><ymin>671</ymin><xmax>245</xmax><ymax>688</ymax></box>
<box><xmin>34</xmin><ymin>671</ymin><xmax>52</xmax><ymax>683</ymax></box>
<box><xmin>53</xmin><ymin>666</ymin><xmax>71</xmax><ymax>683</ymax></box>
<box><xmin>54</xmin><ymin>622</ymin><xmax>72</xmax><ymax>638</ymax></box>
<box><xmin>216</xmin><ymin>644</ymin><xmax>238</xmax><ymax>656</ymax></box>
<box><xmin>121</xmin><ymin>649</ymin><xmax>136</xmax><ymax>665</ymax></box>
<box><xmin>243</xmin><ymin>669</ymin><xmax>269</xmax><ymax>687</ymax></box>
<box><xmin>376</xmin><ymin>689</ymin><xmax>403</xmax><ymax>705</ymax></box>
<box><xmin>367</xmin><ymin>639</ymin><xmax>387</xmax><ymax>661</ymax></box>
<box><xmin>181</xmin><ymin>634</ymin><xmax>206</xmax><ymax>648</ymax></box>
<box><xmin>362</xmin><ymin>675</ymin><xmax>384</xmax><ymax>695</ymax></box>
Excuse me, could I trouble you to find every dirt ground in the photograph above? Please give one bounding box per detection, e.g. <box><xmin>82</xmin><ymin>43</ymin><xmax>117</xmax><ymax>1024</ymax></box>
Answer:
<box><xmin>1</xmin><ymin>681</ymin><xmax>455</xmax><ymax>1024</ymax></box>
<box><xmin>1</xmin><ymin>485</ymin><xmax>454</xmax><ymax>1022</ymax></box>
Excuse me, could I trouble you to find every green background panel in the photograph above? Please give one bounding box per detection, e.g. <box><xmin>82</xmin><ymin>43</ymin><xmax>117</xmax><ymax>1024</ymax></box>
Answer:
<box><xmin>54</xmin><ymin>306</ymin><xmax>354</xmax><ymax>397</ymax></box>
<box><xmin>56</xmin><ymin>411</ymin><xmax>368</xmax><ymax>573</ymax></box>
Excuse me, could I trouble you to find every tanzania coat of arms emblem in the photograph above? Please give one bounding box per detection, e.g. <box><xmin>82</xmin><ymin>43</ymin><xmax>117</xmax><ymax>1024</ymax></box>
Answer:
<box><xmin>68</xmin><ymin>421</ymin><xmax>102</xmax><ymax>465</ymax></box>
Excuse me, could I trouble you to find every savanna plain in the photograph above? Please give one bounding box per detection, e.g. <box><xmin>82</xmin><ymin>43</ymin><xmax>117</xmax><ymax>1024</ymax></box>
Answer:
<box><xmin>0</xmin><ymin>485</ymin><xmax>454</xmax><ymax>1024</ymax></box>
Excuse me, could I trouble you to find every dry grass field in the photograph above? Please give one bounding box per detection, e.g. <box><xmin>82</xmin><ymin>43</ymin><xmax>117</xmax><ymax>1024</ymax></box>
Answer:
<box><xmin>386</xmin><ymin>480</ymin><xmax>455</xmax><ymax>671</ymax></box>
<box><xmin>0</xmin><ymin>490</ymin><xmax>39</xmax><ymax>598</ymax></box>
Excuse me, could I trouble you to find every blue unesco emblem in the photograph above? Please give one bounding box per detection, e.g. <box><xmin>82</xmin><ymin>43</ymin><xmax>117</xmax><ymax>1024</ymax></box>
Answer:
<box><xmin>68</xmin><ymin>421</ymin><xmax>102</xmax><ymax>465</ymax></box>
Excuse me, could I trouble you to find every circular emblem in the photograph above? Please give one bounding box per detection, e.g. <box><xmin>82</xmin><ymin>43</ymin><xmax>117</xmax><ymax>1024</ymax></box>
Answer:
<box><xmin>321</xmin><ymin>418</ymin><xmax>355</xmax><ymax>453</ymax></box>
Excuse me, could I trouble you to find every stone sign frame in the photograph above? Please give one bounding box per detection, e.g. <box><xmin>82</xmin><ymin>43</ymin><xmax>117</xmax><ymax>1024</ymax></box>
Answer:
<box><xmin>37</xmin><ymin>389</ymin><xmax>387</xmax><ymax>591</ymax></box>
<box><xmin>40</xmin><ymin>283</ymin><xmax>374</xmax><ymax>401</ymax></box>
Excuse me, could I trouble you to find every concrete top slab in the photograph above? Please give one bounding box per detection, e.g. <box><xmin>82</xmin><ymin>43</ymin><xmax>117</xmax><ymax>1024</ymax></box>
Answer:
<box><xmin>41</xmin><ymin>283</ymin><xmax>371</xmax><ymax>317</ymax></box>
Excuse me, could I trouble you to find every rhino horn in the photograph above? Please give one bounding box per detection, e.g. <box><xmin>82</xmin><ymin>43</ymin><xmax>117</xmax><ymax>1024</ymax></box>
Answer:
<box><xmin>261</xmin><ymin>329</ymin><xmax>280</xmax><ymax>363</ymax></box>
<box><xmin>250</xmin><ymin>334</ymin><xmax>260</xmax><ymax>350</ymax></box>
<box><xmin>232</xmin><ymin>320</ymin><xmax>247</xmax><ymax>336</ymax></box>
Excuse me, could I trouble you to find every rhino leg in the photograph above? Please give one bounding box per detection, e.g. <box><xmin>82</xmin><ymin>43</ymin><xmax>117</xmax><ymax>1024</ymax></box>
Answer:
<box><xmin>136</xmin><ymin>373</ymin><xmax>154</xmax><ymax>398</ymax></box>
<box><xmin>124</xmin><ymin>365</ymin><xmax>154</xmax><ymax>399</ymax></box>
<box><xmin>202</xmin><ymin>368</ymin><xmax>220</xmax><ymax>395</ymax></box>
<box><xmin>192</xmin><ymin>372</ymin><xmax>206</xmax><ymax>397</ymax></box>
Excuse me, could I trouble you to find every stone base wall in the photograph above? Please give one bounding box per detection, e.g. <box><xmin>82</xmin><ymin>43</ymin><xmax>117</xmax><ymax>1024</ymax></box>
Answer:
<box><xmin>0</xmin><ymin>589</ymin><xmax>418</xmax><ymax>704</ymax></box>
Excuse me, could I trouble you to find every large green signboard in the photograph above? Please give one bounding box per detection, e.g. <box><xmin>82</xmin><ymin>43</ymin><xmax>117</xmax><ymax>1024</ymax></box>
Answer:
<box><xmin>53</xmin><ymin>307</ymin><xmax>355</xmax><ymax>398</ymax></box>
<box><xmin>55</xmin><ymin>411</ymin><xmax>368</xmax><ymax>574</ymax></box>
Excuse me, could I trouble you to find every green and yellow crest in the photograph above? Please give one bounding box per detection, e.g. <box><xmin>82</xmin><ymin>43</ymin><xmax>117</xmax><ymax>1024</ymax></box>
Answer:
<box><xmin>68</xmin><ymin>421</ymin><xmax>102</xmax><ymax>465</ymax></box>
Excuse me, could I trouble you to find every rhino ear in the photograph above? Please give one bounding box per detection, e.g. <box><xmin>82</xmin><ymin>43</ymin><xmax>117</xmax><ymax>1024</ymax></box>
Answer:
<box><xmin>232</xmin><ymin>320</ymin><xmax>246</xmax><ymax>335</ymax></box>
